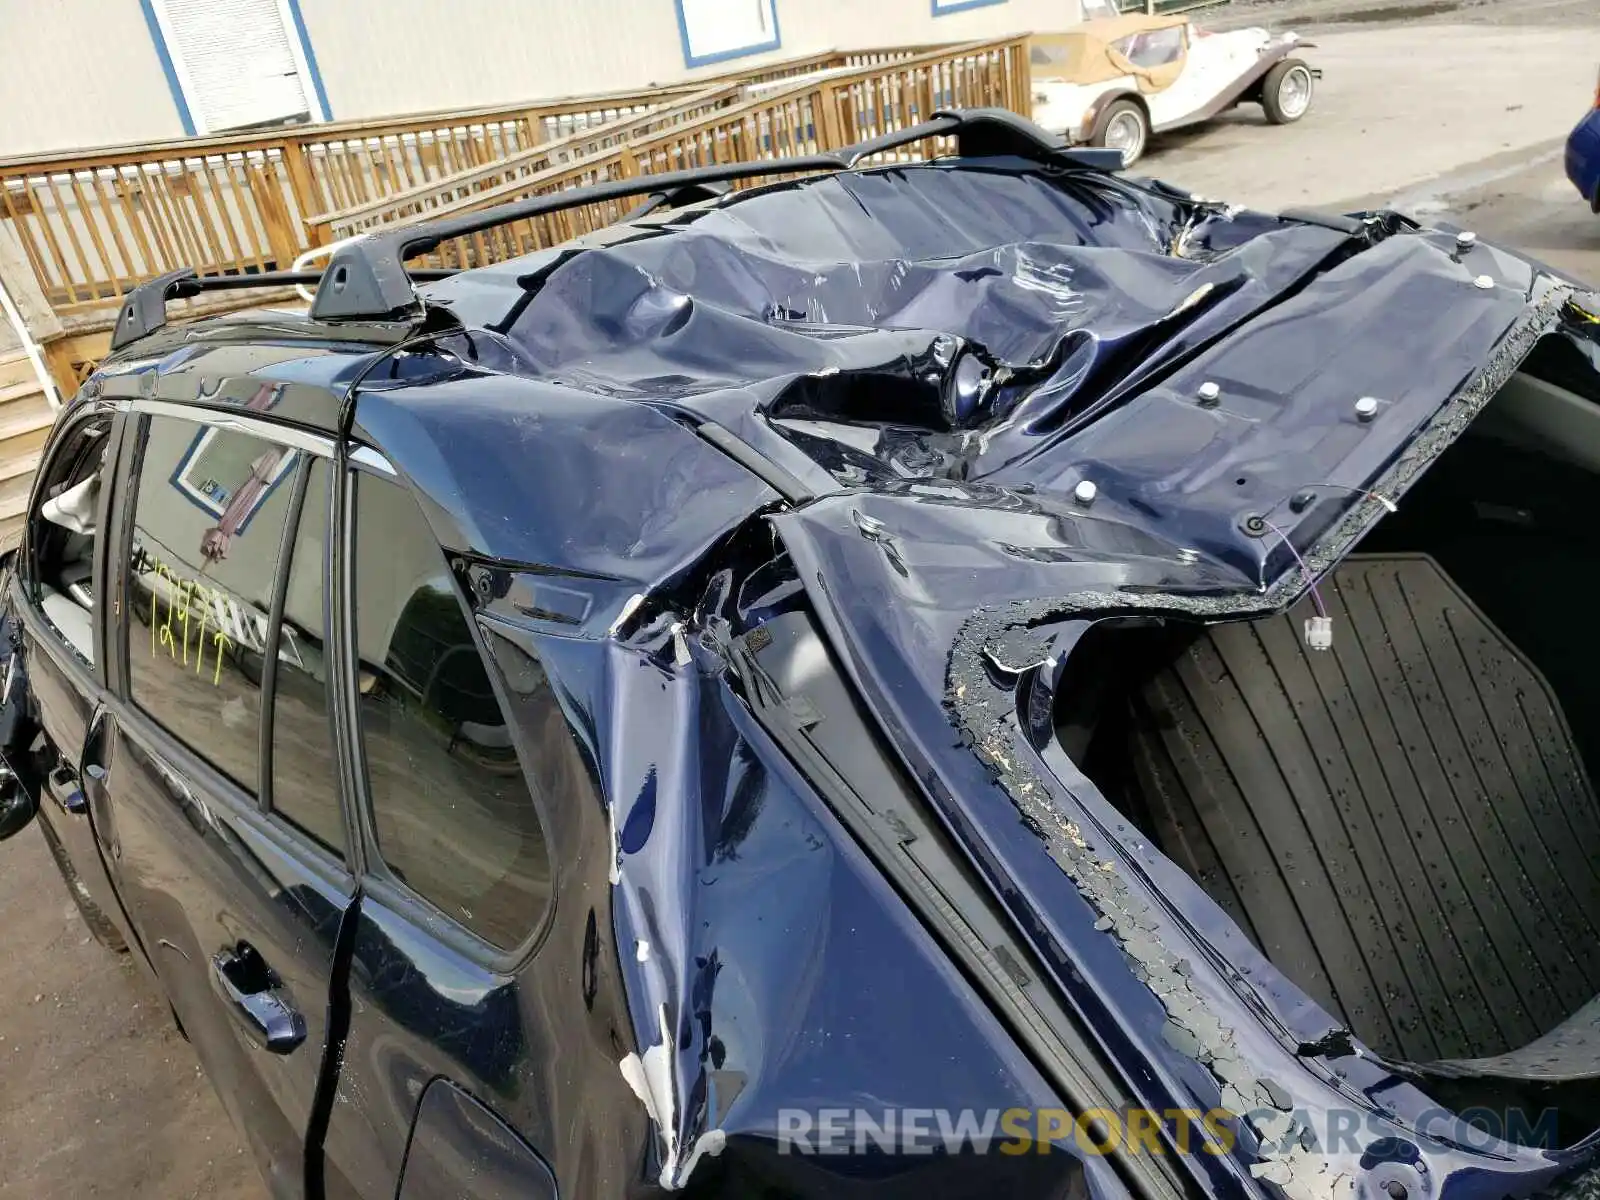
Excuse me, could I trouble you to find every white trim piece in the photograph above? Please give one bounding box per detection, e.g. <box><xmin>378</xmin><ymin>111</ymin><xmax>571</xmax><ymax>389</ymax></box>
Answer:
<box><xmin>348</xmin><ymin>445</ymin><xmax>396</xmax><ymax>475</ymax></box>
<box><xmin>129</xmin><ymin>398</ymin><xmax>336</xmax><ymax>457</ymax></box>
<box><xmin>273</xmin><ymin>0</ymin><xmax>328</xmax><ymax>122</ymax></box>
<box><xmin>0</xmin><ymin>274</ymin><xmax>63</xmax><ymax>412</ymax></box>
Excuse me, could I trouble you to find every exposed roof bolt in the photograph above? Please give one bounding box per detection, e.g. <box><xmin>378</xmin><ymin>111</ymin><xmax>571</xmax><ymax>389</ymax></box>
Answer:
<box><xmin>1455</xmin><ymin>230</ymin><xmax>1477</xmax><ymax>253</ymax></box>
<box><xmin>1354</xmin><ymin>396</ymin><xmax>1379</xmax><ymax>422</ymax></box>
<box><xmin>1474</xmin><ymin>274</ymin><xmax>1494</xmax><ymax>290</ymax></box>
<box><xmin>1197</xmin><ymin>381</ymin><xmax>1221</xmax><ymax>407</ymax></box>
<box><xmin>1073</xmin><ymin>480</ymin><xmax>1098</xmax><ymax>507</ymax></box>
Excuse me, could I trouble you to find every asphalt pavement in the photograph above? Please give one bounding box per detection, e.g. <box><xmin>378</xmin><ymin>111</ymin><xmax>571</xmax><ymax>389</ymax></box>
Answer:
<box><xmin>1154</xmin><ymin>0</ymin><xmax>1600</xmax><ymax>281</ymax></box>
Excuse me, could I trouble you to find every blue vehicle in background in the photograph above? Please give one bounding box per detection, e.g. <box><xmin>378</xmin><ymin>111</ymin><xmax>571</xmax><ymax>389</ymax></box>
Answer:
<box><xmin>1567</xmin><ymin>70</ymin><xmax>1600</xmax><ymax>209</ymax></box>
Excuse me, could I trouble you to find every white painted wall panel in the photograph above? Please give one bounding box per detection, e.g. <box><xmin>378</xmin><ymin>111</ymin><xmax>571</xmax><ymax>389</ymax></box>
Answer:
<box><xmin>298</xmin><ymin>0</ymin><xmax>1091</xmax><ymax>123</ymax></box>
<box><xmin>0</xmin><ymin>0</ymin><xmax>183</xmax><ymax>156</ymax></box>
<box><xmin>1</xmin><ymin>0</ymin><xmax>1094</xmax><ymax>156</ymax></box>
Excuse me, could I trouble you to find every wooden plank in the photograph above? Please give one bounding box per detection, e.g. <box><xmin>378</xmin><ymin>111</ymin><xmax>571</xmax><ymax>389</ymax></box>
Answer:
<box><xmin>0</xmin><ymin>223</ymin><xmax>62</xmax><ymax>343</ymax></box>
<box><xmin>24</xmin><ymin>179</ymin><xmax>77</xmax><ymax>306</ymax></box>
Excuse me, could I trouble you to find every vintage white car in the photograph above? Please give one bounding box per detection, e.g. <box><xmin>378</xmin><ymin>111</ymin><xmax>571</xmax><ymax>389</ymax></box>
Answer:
<box><xmin>1030</xmin><ymin>13</ymin><xmax>1317</xmax><ymax>166</ymax></box>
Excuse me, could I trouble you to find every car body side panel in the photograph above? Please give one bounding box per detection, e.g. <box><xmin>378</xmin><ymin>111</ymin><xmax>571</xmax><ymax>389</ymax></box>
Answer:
<box><xmin>20</xmin><ymin>602</ymin><xmax>124</xmax><ymax>932</ymax></box>
<box><xmin>1032</xmin><ymin>77</ymin><xmax>1131</xmax><ymax>140</ymax></box>
<box><xmin>347</xmin><ymin>374</ymin><xmax>779</xmax><ymax>599</ymax></box>
<box><xmin>106</xmin><ymin>712</ymin><xmax>353</xmax><ymax>1199</ymax></box>
<box><xmin>1152</xmin><ymin>42</ymin><xmax>1299</xmax><ymax>133</ymax></box>
<box><xmin>323</xmin><ymin>619</ymin><xmax>1125</xmax><ymax>1198</ymax></box>
<box><xmin>15</xmin><ymin>406</ymin><xmax>142</xmax><ymax>959</ymax></box>
<box><xmin>1148</xmin><ymin>31</ymin><xmax>1283</xmax><ymax>129</ymax></box>
<box><xmin>395</xmin><ymin>1080</ymin><xmax>556</xmax><ymax>1200</ymax></box>
<box><xmin>90</xmin><ymin>409</ymin><xmax>356</xmax><ymax>1200</ymax></box>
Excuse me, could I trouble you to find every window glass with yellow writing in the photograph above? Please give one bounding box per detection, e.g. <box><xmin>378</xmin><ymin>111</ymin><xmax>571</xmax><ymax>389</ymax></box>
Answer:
<box><xmin>126</xmin><ymin>416</ymin><xmax>298</xmax><ymax>793</ymax></box>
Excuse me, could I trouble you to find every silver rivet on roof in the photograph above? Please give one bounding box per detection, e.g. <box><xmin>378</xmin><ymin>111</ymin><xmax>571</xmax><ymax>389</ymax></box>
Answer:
<box><xmin>1455</xmin><ymin>230</ymin><xmax>1477</xmax><ymax>253</ymax></box>
<box><xmin>1474</xmin><ymin>274</ymin><xmax>1494</xmax><ymax>290</ymax></box>
<box><xmin>1355</xmin><ymin>396</ymin><xmax>1379</xmax><ymax>422</ymax></box>
<box><xmin>1197</xmin><ymin>381</ymin><xmax>1221</xmax><ymax>407</ymax></box>
<box><xmin>1073</xmin><ymin>480</ymin><xmax>1098</xmax><ymax>507</ymax></box>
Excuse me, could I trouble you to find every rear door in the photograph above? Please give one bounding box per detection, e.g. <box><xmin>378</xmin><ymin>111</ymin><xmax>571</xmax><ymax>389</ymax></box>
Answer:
<box><xmin>101</xmin><ymin>404</ymin><xmax>354</xmax><ymax>1199</ymax></box>
<box><xmin>11</xmin><ymin>404</ymin><xmax>136</xmax><ymax>950</ymax></box>
<box><xmin>317</xmin><ymin>457</ymin><xmax>561</xmax><ymax>1198</ymax></box>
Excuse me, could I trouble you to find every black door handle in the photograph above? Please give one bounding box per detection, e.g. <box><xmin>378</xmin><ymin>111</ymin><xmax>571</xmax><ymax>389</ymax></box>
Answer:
<box><xmin>211</xmin><ymin>943</ymin><xmax>306</xmax><ymax>1055</ymax></box>
<box><xmin>46</xmin><ymin>765</ymin><xmax>86</xmax><ymax>816</ymax></box>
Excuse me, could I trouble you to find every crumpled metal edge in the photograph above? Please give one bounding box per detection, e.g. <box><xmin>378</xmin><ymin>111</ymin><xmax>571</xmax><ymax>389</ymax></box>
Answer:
<box><xmin>942</xmin><ymin>281</ymin><xmax>1578</xmax><ymax>1200</ymax></box>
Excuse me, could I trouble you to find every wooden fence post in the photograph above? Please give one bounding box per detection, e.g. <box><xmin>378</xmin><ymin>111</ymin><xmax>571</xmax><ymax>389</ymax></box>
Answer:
<box><xmin>280</xmin><ymin>138</ymin><xmax>326</xmax><ymax>246</ymax></box>
<box><xmin>816</xmin><ymin>84</ymin><xmax>846</xmax><ymax>151</ymax></box>
<box><xmin>0</xmin><ymin>224</ymin><xmax>62</xmax><ymax>346</ymax></box>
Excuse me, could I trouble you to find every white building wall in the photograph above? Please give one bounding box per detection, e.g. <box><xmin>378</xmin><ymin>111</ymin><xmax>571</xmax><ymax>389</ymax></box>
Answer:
<box><xmin>1</xmin><ymin>0</ymin><xmax>1091</xmax><ymax>157</ymax></box>
<box><xmin>300</xmin><ymin>0</ymin><xmax>1087</xmax><ymax>121</ymax></box>
<box><xmin>0</xmin><ymin>0</ymin><xmax>184</xmax><ymax>157</ymax></box>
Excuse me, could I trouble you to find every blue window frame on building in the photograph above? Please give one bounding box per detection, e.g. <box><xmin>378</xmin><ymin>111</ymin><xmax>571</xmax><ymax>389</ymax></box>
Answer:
<box><xmin>675</xmin><ymin>0</ymin><xmax>781</xmax><ymax>68</ymax></box>
<box><xmin>170</xmin><ymin>424</ymin><xmax>297</xmax><ymax>532</ymax></box>
<box><xmin>932</xmin><ymin>0</ymin><xmax>1008</xmax><ymax>14</ymax></box>
<box><xmin>138</xmin><ymin>0</ymin><xmax>331</xmax><ymax>135</ymax></box>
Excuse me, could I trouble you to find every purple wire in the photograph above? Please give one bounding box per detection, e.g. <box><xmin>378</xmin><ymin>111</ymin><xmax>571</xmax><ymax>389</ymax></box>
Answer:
<box><xmin>1261</xmin><ymin>517</ymin><xmax>1328</xmax><ymax>619</ymax></box>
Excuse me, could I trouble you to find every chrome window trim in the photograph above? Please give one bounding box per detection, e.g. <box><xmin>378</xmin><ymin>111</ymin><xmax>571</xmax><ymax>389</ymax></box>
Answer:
<box><xmin>348</xmin><ymin>445</ymin><xmax>395</xmax><ymax>475</ymax></box>
<box><xmin>125</xmin><ymin>398</ymin><xmax>336</xmax><ymax>458</ymax></box>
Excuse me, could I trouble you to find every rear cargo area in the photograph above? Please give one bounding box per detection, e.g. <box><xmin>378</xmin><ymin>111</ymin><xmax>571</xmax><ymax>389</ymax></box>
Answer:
<box><xmin>1060</xmin><ymin>368</ymin><xmax>1600</xmax><ymax>1082</ymax></box>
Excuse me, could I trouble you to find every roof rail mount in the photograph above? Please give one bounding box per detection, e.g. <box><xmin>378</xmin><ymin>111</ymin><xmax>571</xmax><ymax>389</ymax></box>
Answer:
<box><xmin>106</xmin><ymin>110</ymin><xmax>1120</xmax><ymax>350</ymax></box>
<box><xmin>308</xmin><ymin>108</ymin><xmax>1121</xmax><ymax>324</ymax></box>
<box><xmin>107</xmin><ymin>266</ymin><xmax>459</xmax><ymax>352</ymax></box>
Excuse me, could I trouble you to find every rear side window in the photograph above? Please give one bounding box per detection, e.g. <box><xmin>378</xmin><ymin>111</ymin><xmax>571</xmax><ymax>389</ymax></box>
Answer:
<box><xmin>352</xmin><ymin>472</ymin><xmax>550</xmax><ymax>948</ymax></box>
<box><xmin>126</xmin><ymin>416</ymin><xmax>296</xmax><ymax>791</ymax></box>
<box><xmin>1114</xmin><ymin>26</ymin><xmax>1184</xmax><ymax>69</ymax></box>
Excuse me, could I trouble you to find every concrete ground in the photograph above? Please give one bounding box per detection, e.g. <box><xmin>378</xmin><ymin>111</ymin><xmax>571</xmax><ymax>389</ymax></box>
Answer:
<box><xmin>0</xmin><ymin>825</ymin><xmax>265</xmax><ymax>1199</ymax></box>
<box><xmin>1147</xmin><ymin>0</ymin><xmax>1600</xmax><ymax>280</ymax></box>
<box><xmin>1</xmin><ymin>1</ymin><xmax>1598</xmax><ymax>1196</ymax></box>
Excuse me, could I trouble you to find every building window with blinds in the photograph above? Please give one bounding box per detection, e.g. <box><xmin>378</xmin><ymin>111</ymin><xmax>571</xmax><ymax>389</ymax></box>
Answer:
<box><xmin>144</xmin><ymin>0</ymin><xmax>328</xmax><ymax>134</ymax></box>
<box><xmin>675</xmin><ymin>0</ymin><xmax>781</xmax><ymax>68</ymax></box>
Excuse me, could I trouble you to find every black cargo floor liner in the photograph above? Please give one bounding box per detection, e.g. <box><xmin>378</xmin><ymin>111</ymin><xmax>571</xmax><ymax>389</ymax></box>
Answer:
<box><xmin>1125</xmin><ymin>554</ymin><xmax>1600</xmax><ymax>1062</ymax></box>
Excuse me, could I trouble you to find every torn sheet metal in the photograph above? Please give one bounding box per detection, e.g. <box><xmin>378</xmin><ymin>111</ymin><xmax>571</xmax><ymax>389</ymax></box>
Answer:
<box><xmin>592</xmin><ymin>621</ymin><xmax>1113</xmax><ymax>1194</ymax></box>
<box><xmin>378</xmin><ymin>153</ymin><xmax>1600</xmax><ymax>1198</ymax></box>
<box><xmin>771</xmin><ymin>283</ymin><xmax>1600</xmax><ymax>1200</ymax></box>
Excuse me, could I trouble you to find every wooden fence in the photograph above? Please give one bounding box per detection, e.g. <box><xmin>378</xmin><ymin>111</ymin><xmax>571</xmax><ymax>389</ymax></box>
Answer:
<box><xmin>0</xmin><ymin>44</ymin><xmax>937</xmax><ymax>323</ymax></box>
<box><xmin>304</xmin><ymin>82</ymin><xmax>751</xmax><ymax>243</ymax></box>
<box><xmin>317</xmin><ymin>35</ymin><xmax>1032</xmax><ymax>266</ymax></box>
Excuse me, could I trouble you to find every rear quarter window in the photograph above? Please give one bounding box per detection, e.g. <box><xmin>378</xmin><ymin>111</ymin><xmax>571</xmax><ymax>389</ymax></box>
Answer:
<box><xmin>352</xmin><ymin>471</ymin><xmax>550</xmax><ymax>949</ymax></box>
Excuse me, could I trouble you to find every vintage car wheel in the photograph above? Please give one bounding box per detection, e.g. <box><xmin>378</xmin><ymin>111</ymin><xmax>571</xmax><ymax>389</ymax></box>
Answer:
<box><xmin>1262</xmin><ymin>59</ymin><xmax>1315</xmax><ymax>124</ymax></box>
<box><xmin>1093</xmin><ymin>99</ymin><xmax>1149</xmax><ymax>166</ymax></box>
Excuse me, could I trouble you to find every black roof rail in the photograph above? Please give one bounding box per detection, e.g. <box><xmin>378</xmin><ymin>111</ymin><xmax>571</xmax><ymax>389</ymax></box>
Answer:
<box><xmin>623</xmin><ymin>178</ymin><xmax>734</xmax><ymax>223</ymax></box>
<box><xmin>308</xmin><ymin>108</ymin><xmax>1120</xmax><ymax>323</ymax></box>
<box><xmin>108</xmin><ymin>265</ymin><xmax>459</xmax><ymax>351</ymax></box>
<box><xmin>107</xmin><ymin>110</ymin><xmax>1119</xmax><ymax>350</ymax></box>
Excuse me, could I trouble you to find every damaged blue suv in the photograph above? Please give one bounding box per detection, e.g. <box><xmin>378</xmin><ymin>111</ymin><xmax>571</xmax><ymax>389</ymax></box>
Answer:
<box><xmin>4</xmin><ymin>108</ymin><xmax>1600</xmax><ymax>1200</ymax></box>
